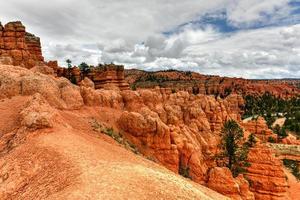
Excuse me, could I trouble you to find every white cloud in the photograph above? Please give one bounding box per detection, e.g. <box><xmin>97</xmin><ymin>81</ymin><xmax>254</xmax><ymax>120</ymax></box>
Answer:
<box><xmin>226</xmin><ymin>0</ymin><xmax>291</xmax><ymax>27</ymax></box>
<box><xmin>0</xmin><ymin>0</ymin><xmax>299</xmax><ymax>78</ymax></box>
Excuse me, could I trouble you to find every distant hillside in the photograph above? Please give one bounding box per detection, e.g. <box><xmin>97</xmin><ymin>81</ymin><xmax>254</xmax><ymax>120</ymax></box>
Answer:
<box><xmin>125</xmin><ymin>69</ymin><xmax>300</xmax><ymax>98</ymax></box>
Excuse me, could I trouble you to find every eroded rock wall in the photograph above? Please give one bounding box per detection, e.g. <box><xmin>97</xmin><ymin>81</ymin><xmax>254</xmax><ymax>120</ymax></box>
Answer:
<box><xmin>0</xmin><ymin>21</ymin><xmax>43</xmax><ymax>68</ymax></box>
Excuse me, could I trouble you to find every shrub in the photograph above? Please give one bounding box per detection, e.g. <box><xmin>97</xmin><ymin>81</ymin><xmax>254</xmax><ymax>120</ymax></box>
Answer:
<box><xmin>90</xmin><ymin>119</ymin><xmax>139</xmax><ymax>154</ymax></box>
<box><xmin>245</xmin><ymin>133</ymin><xmax>257</xmax><ymax>148</ymax></box>
<box><xmin>268</xmin><ymin>136</ymin><xmax>276</xmax><ymax>143</ymax></box>
<box><xmin>283</xmin><ymin>159</ymin><xmax>300</xmax><ymax>180</ymax></box>
<box><xmin>179</xmin><ymin>166</ymin><xmax>190</xmax><ymax>179</ymax></box>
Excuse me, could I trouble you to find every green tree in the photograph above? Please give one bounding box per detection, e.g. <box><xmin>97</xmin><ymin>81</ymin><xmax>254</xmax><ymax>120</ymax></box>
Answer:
<box><xmin>245</xmin><ymin>133</ymin><xmax>257</xmax><ymax>148</ymax></box>
<box><xmin>66</xmin><ymin>59</ymin><xmax>72</xmax><ymax>79</ymax></box>
<box><xmin>217</xmin><ymin>119</ymin><xmax>250</xmax><ymax>177</ymax></box>
<box><xmin>79</xmin><ymin>62</ymin><xmax>90</xmax><ymax>78</ymax></box>
<box><xmin>273</xmin><ymin>124</ymin><xmax>287</xmax><ymax>140</ymax></box>
<box><xmin>66</xmin><ymin>59</ymin><xmax>72</xmax><ymax>68</ymax></box>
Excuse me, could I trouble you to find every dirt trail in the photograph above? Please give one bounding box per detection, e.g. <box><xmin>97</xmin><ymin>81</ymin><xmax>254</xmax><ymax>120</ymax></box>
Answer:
<box><xmin>284</xmin><ymin>168</ymin><xmax>300</xmax><ymax>200</ymax></box>
<box><xmin>0</xmin><ymin>96</ymin><xmax>29</xmax><ymax>134</ymax></box>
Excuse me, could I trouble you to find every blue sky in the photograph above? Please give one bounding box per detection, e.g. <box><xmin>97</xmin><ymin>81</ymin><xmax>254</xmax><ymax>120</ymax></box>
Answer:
<box><xmin>1</xmin><ymin>0</ymin><xmax>300</xmax><ymax>79</ymax></box>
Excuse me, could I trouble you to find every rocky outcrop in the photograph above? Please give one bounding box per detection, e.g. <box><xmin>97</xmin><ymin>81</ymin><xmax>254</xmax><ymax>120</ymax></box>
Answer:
<box><xmin>118</xmin><ymin>91</ymin><xmax>243</xmax><ymax>184</ymax></box>
<box><xmin>80</xmin><ymin>77</ymin><xmax>95</xmax><ymax>89</ymax></box>
<box><xmin>282</xmin><ymin>134</ymin><xmax>300</xmax><ymax>145</ymax></box>
<box><xmin>0</xmin><ymin>21</ymin><xmax>43</xmax><ymax>68</ymax></box>
<box><xmin>246</xmin><ymin>145</ymin><xmax>290</xmax><ymax>200</ymax></box>
<box><xmin>55</xmin><ymin>64</ymin><xmax>130</xmax><ymax>91</ymax></box>
<box><xmin>0</xmin><ymin>64</ymin><xmax>83</xmax><ymax>109</ymax></box>
<box><xmin>20</xmin><ymin>93</ymin><xmax>57</xmax><ymax>130</ymax></box>
<box><xmin>207</xmin><ymin>167</ymin><xmax>254</xmax><ymax>200</ymax></box>
<box><xmin>92</xmin><ymin>64</ymin><xmax>130</xmax><ymax>90</ymax></box>
<box><xmin>242</xmin><ymin>117</ymin><xmax>277</xmax><ymax>142</ymax></box>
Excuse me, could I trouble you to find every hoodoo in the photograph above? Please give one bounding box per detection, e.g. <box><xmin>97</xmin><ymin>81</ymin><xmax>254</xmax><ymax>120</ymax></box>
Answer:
<box><xmin>0</xmin><ymin>21</ymin><xmax>43</xmax><ymax>68</ymax></box>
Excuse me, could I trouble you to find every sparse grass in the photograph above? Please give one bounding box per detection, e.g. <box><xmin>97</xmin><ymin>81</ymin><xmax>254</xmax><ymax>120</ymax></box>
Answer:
<box><xmin>90</xmin><ymin>118</ymin><xmax>139</xmax><ymax>154</ymax></box>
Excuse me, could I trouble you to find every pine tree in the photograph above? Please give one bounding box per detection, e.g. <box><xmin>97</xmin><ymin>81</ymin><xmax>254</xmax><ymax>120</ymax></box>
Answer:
<box><xmin>217</xmin><ymin>119</ymin><xmax>250</xmax><ymax>177</ymax></box>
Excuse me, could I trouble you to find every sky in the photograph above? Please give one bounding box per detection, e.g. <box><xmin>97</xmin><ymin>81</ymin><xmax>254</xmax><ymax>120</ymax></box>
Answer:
<box><xmin>1</xmin><ymin>0</ymin><xmax>300</xmax><ymax>79</ymax></box>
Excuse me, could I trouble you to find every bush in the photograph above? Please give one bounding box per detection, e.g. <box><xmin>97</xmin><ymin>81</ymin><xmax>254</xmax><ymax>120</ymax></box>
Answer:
<box><xmin>283</xmin><ymin>159</ymin><xmax>300</xmax><ymax>180</ymax></box>
<box><xmin>131</xmin><ymin>84</ymin><xmax>137</xmax><ymax>91</ymax></box>
<box><xmin>245</xmin><ymin>133</ymin><xmax>257</xmax><ymax>147</ymax></box>
<box><xmin>273</xmin><ymin>124</ymin><xmax>288</xmax><ymax>139</ymax></box>
<box><xmin>70</xmin><ymin>76</ymin><xmax>77</xmax><ymax>84</ymax></box>
<box><xmin>268</xmin><ymin>136</ymin><xmax>276</xmax><ymax>143</ymax></box>
<box><xmin>179</xmin><ymin>166</ymin><xmax>190</xmax><ymax>179</ymax></box>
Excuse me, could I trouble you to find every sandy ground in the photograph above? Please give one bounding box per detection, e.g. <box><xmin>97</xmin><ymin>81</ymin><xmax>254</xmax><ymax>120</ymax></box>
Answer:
<box><xmin>284</xmin><ymin>168</ymin><xmax>300</xmax><ymax>200</ymax></box>
<box><xmin>273</xmin><ymin>117</ymin><xmax>286</xmax><ymax>127</ymax></box>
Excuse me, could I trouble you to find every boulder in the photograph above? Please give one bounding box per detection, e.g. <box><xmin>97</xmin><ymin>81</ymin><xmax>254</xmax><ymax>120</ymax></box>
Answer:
<box><xmin>20</xmin><ymin>93</ymin><xmax>57</xmax><ymax>130</ymax></box>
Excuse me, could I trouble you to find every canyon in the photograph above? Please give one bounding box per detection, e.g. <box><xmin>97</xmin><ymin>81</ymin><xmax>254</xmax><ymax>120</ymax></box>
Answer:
<box><xmin>0</xmin><ymin>21</ymin><xmax>299</xmax><ymax>200</ymax></box>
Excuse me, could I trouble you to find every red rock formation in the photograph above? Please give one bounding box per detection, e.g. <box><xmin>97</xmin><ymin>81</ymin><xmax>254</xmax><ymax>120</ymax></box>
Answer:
<box><xmin>282</xmin><ymin>134</ymin><xmax>300</xmax><ymax>145</ymax></box>
<box><xmin>0</xmin><ymin>21</ymin><xmax>44</xmax><ymax>68</ymax></box>
<box><xmin>117</xmin><ymin>91</ymin><xmax>243</xmax><ymax>184</ymax></box>
<box><xmin>207</xmin><ymin>167</ymin><xmax>254</xmax><ymax>200</ymax></box>
<box><xmin>246</xmin><ymin>145</ymin><xmax>290</xmax><ymax>200</ymax></box>
<box><xmin>90</xmin><ymin>64</ymin><xmax>130</xmax><ymax>90</ymax></box>
<box><xmin>55</xmin><ymin>64</ymin><xmax>130</xmax><ymax>91</ymax></box>
<box><xmin>242</xmin><ymin>117</ymin><xmax>277</xmax><ymax>142</ymax></box>
<box><xmin>45</xmin><ymin>60</ymin><xmax>59</xmax><ymax>75</ymax></box>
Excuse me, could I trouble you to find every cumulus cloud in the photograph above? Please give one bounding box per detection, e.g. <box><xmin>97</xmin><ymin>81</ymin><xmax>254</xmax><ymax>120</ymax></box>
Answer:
<box><xmin>0</xmin><ymin>0</ymin><xmax>299</xmax><ymax>78</ymax></box>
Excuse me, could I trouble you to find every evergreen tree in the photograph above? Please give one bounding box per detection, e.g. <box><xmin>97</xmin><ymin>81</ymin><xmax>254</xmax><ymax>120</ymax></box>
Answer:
<box><xmin>66</xmin><ymin>59</ymin><xmax>72</xmax><ymax>68</ymax></box>
<box><xmin>66</xmin><ymin>59</ymin><xmax>72</xmax><ymax>79</ymax></box>
<box><xmin>79</xmin><ymin>62</ymin><xmax>90</xmax><ymax>78</ymax></box>
<box><xmin>217</xmin><ymin>119</ymin><xmax>250</xmax><ymax>177</ymax></box>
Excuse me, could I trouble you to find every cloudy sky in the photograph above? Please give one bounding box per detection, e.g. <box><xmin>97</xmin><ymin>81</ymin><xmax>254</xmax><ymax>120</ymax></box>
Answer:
<box><xmin>1</xmin><ymin>0</ymin><xmax>300</xmax><ymax>78</ymax></box>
